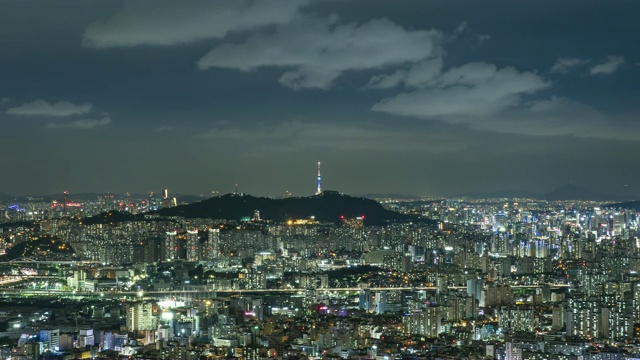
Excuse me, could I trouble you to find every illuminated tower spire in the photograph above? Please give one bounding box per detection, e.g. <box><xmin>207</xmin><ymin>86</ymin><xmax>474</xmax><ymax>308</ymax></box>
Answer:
<box><xmin>316</xmin><ymin>161</ymin><xmax>322</xmax><ymax>195</ymax></box>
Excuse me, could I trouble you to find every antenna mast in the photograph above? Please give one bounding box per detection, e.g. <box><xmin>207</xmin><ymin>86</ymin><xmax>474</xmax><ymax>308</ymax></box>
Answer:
<box><xmin>316</xmin><ymin>161</ymin><xmax>322</xmax><ymax>195</ymax></box>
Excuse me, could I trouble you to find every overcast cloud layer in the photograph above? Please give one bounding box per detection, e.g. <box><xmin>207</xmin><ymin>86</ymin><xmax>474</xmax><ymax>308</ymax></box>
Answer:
<box><xmin>1</xmin><ymin>0</ymin><xmax>639</xmax><ymax>198</ymax></box>
<box><xmin>198</xmin><ymin>16</ymin><xmax>443</xmax><ymax>89</ymax></box>
<box><xmin>83</xmin><ymin>0</ymin><xmax>309</xmax><ymax>48</ymax></box>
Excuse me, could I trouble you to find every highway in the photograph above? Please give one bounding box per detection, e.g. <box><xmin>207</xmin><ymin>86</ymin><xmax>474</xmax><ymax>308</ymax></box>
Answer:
<box><xmin>0</xmin><ymin>284</ymin><xmax>570</xmax><ymax>299</ymax></box>
<box><xmin>0</xmin><ymin>277</ymin><xmax>25</xmax><ymax>286</ymax></box>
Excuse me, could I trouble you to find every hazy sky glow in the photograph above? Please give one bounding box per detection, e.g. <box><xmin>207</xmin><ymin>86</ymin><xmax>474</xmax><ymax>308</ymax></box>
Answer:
<box><xmin>1</xmin><ymin>0</ymin><xmax>640</xmax><ymax>197</ymax></box>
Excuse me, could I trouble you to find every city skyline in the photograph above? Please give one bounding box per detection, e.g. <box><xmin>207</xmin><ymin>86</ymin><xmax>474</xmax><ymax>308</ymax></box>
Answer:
<box><xmin>1</xmin><ymin>172</ymin><xmax>636</xmax><ymax>202</ymax></box>
<box><xmin>1</xmin><ymin>0</ymin><xmax>640</xmax><ymax>198</ymax></box>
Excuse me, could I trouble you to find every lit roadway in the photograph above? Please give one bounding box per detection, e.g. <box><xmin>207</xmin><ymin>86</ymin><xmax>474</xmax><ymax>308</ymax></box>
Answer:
<box><xmin>0</xmin><ymin>284</ymin><xmax>570</xmax><ymax>299</ymax></box>
<box><xmin>0</xmin><ymin>277</ymin><xmax>24</xmax><ymax>286</ymax></box>
<box><xmin>7</xmin><ymin>259</ymin><xmax>101</xmax><ymax>265</ymax></box>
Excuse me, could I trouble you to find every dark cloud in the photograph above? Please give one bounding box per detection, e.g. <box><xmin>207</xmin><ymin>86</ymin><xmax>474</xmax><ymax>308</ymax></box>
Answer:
<box><xmin>156</xmin><ymin>126</ymin><xmax>173</xmax><ymax>132</ymax></box>
<box><xmin>364</xmin><ymin>58</ymin><xmax>443</xmax><ymax>89</ymax></box>
<box><xmin>372</xmin><ymin>62</ymin><xmax>550</xmax><ymax>118</ymax></box>
<box><xmin>0</xmin><ymin>0</ymin><xmax>639</xmax><ymax>197</ymax></box>
<box><xmin>590</xmin><ymin>56</ymin><xmax>625</xmax><ymax>75</ymax></box>
<box><xmin>46</xmin><ymin>116</ymin><xmax>112</xmax><ymax>129</ymax></box>
<box><xmin>83</xmin><ymin>0</ymin><xmax>309</xmax><ymax>48</ymax></box>
<box><xmin>198</xmin><ymin>16</ymin><xmax>443</xmax><ymax>89</ymax></box>
<box><xmin>550</xmin><ymin>57</ymin><xmax>589</xmax><ymax>73</ymax></box>
<box><xmin>7</xmin><ymin>99</ymin><xmax>92</xmax><ymax>117</ymax></box>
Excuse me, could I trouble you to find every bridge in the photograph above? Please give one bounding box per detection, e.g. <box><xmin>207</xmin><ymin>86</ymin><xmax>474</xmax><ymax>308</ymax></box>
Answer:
<box><xmin>0</xmin><ymin>284</ymin><xmax>571</xmax><ymax>300</ymax></box>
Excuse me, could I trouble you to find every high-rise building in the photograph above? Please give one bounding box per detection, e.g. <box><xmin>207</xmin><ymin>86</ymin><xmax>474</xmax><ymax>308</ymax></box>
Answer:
<box><xmin>483</xmin><ymin>284</ymin><xmax>514</xmax><ymax>307</ymax></box>
<box><xmin>148</xmin><ymin>192</ymin><xmax>156</xmax><ymax>209</ymax></box>
<box><xmin>78</xmin><ymin>329</ymin><xmax>95</xmax><ymax>348</ymax></box>
<box><xmin>165</xmin><ymin>231</ymin><xmax>179</xmax><ymax>261</ymax></box>
<box><xmin>161</xmin><ymin>188</ymin><xmax>176</xmax><ymax>208</ymax></box>
<box><xmin>103</xmin><ymin>332</ymin><xmax>128</xmax><ymax>351</ymax></box>
<box><xmin>205</xmin><ymin>228</ymin><xmax>220</xmax><ymax>260</ymax></box>
<box><xmin>126</xmin><ymin>302</ymin><xmax>155</xmax><ymax>332</ymax></box>
<box><xmin>39</xmin><ymin>329</ymin><xmax>60</xmax><ymax>351</ymax></box>
<box><xmin>186</xmin><ymin>229</ymin><xmax>199</xmax><ymax>262</ymax></box>
<box><xmin>135</xmin><ymin>237</ymin><xmax>163</xmax><ymax>264</ymax></box>
<box><xmin>403</xmin><ymin>306</ymin><xmax>442</xmax><ymax>338</ymax></box>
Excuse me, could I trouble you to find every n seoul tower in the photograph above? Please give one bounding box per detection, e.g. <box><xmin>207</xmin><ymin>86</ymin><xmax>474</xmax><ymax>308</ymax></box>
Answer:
<box><xmin>316</xmin><ymin>161</ymin><xmax>322</xmax><ymax>195</ymax></box>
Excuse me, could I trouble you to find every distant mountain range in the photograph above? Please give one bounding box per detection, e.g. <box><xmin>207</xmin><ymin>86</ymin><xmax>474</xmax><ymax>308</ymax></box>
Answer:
<box><xmin>453</xmin><ymin>184</ymin><xmax>636</xmax><ymax>202</ymax></box>
<box><xmin>1</xmin><ymin>183</ymin><xmax>636</xmax><ymax>205</ymax></box>
<box><xmin>451</xmin><ymin>189</ymin><xmax>541</xmax><ymax>200</ymax></box>
<box><xmin>154</xmin><ymin>191</ymin><xmax>426</xmax><ymax>226</ymax></box>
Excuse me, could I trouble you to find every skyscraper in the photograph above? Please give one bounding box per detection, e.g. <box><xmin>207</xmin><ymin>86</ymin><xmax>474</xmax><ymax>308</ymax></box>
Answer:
<box><xmin>39</xmin><ymin>329</ymin><xmax>60</xmax><ymax>351</ymax></box>
<box><xmin>186</xmin><ymin>229</ymin><xmax>199</xmax><ymax>262</ymax></box>
<box><xmin>161</xmin><ymin>188</ymin><xmax>177</xmax><ymax>208</ymax></box>
<box><xmin>206</xmin><ymin>228</ymin><xmax>220</xmax><ymax>260</ymax></box>
<box><xmin>165</xmin><ymin>231</ymin><xmax>179</xmax><ymax>261</ymax></box>
<box><xmin>126</xmin><ymin>302</ymin><xmax>155</xmax><ymax>331</ymax></box>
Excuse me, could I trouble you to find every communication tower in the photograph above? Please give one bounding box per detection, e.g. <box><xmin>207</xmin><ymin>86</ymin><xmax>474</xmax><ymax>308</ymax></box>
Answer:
<box><xmin>316</xmin><ymin>161</ymin><xmax>322</xmax><ymax>195</ymax></box>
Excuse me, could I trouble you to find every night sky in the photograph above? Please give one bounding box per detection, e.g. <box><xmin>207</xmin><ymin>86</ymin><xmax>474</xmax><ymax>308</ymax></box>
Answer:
<box><xmin>1</xmin><ymin>0</ymin><xmax>639</xmax><ymax>198</ymax></box>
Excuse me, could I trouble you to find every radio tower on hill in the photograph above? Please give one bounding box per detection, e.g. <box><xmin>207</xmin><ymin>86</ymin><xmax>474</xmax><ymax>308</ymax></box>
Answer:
<box><xmin>316</xmin><ymin>161</ymin><xmax>322</xmax><ymax>195</ymax></box>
